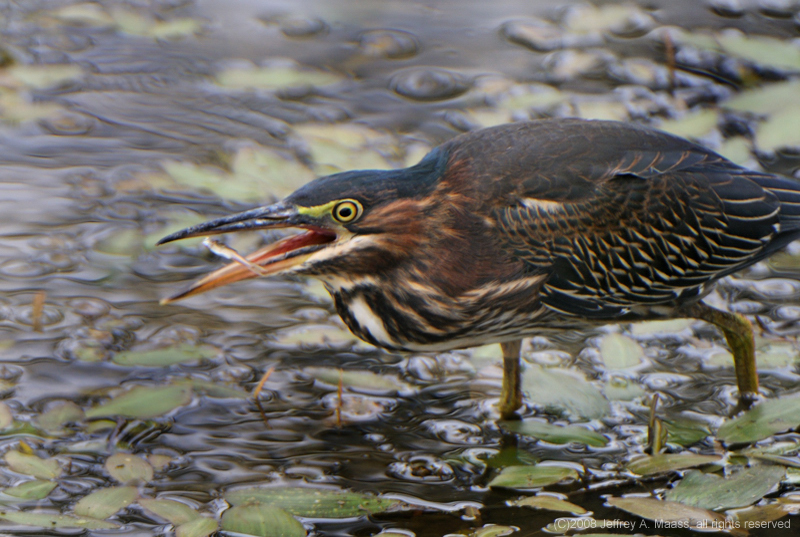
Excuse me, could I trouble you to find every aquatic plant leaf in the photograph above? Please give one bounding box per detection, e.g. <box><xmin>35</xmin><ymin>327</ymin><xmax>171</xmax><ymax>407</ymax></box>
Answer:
<box><xmin>224</xmin><ymin>487</ymin><xmax>401</xmax><ymax>518</ymax></box>
<box><xmin>4</xmin><ymin>451</ymin><xmax>62</xmax><ymax>479</ymax></box>
<box><xmin>658</xmin><ymin>110</ymin><xmax>719</xmax><ymax>140</ymax></box>
<box><xmin>176</xmin><ymin>517</ymin><xmax>218</xmax><ymax>537</ymax></box>
<box><xmin>112</xmin><ymin>344</ymin><xmax>218</xmax><ymax>366</ymax></box>
<box><xmin>74</xmin><ymin>486</ymin><xmax>138</xmax><ymax>519</ymax></box>
<box><xmin>729</xmin><ymin>502</ymin><xmax>797</xmax><ymax>525</ymax></box>
<box><xmin>601</xmin><ymin>376</ymin><xmax>646</xmax><ymax>401</ymax></box>
<box><xmin>718</xmin><ymin>395</ymin><xmax>800</xmax><ymax>444</ymax></box>
<box><xmin>138</xmin><ymin>498</ymin><xmax>200</xmax><ymax>525</ymax></box>
<box><xmin>471</xmin><ymin>525</ymin><xmax>517</xmax><ymax>537</ymax></box>
<box><xmin>488</xmin><ymin>465</ymin><xmax>579</xmax><ymax>490</ymax></box>
<box><xmin>184</xmin><ymin>379</ymin><xmax>249</xmax><ymax>399</ymax></box>
<box><xmin>302</xmin><ymin>367</ymin><xmax>414</xmax><ymax>394</ymax></box>
<box><xmin>756</xmin><ymin>106</ymin><xmax>800</xmax><ymax>152</ymax></box>
<box><xmin>0</xmin><ymin>510</ymin><xmax>119</xmax><ymax>529</ymax></box>
<box><xmin>664</xmin><ymin>418</ymin><xmax>711</xmax><ymax>447</ymax></box>
<box><xmin>512</xmin><ymin>495</ymin><xmax>587</xmax><ymax>514</ymax></box>
<box><xmin>34</xmin><ymin>402</ymin><xmax>84</xmax><ymax>432</ymax></box>
<box><xmin>717</xmin><ymin>33</ymin><xmax>800</xmax><ymax>71</ymax></box>
<box><xmin>627</xmin><ymin>454</ymin><xmax>722</xmax><ymax>476</ymax></box>
<box><xmin>522</xmin><ymin>365</ymin><xmax>609</xmax><ymax>419</ymax></box>
<box><xmin>597</xmin><ymin>333</ymin><xmax>644</xmax><ymax>370</ymax></box>
<box><xmin>273</xmin><ymin>325</ymin><xmax>361</xmax><ymax>348</ymax></box>
<box><xmin>7</xmin><ymin>65</ymin><xmax>83</xmax><ymax>89</ymax></box>
<box><xmin>726</xmin><ymin>80</ymin><xmax>800</xmax><ymax>116</ymax></box>
<box><xmin>86</xmin><ymin>384</ymin><xmax>192</xmax><ymax>419</ymax></box>
<box><xmin>666</xmin><ymin>467</ymin><xmax>784</xmax><ymax>510</ymax></box>
<box><xmin>606</xmin><ymin>497</ymin><xmax>726</xmax><ymax>528</ymax></box>
<box><xmin>220</xmin><ymin>504</ymin><xmax>306</xmax><ymax>537</ymax></box>
<box><xmin>216</xmin><ymin>65</ymin><xmax>341</xmax><ymax>91</ymax></box>
<box><xmin>3</xmin><ymin>480</ymin><xmax>57</xmax><ymax>500</ymax></box>
<box><xmin>0</xmin><ymin>402</ymin><xmax>12</xmax><ymax>429</ymax></box>
<box><xmin>501</xmin><ymin>419</ymin><xmax>608</xmax><ymax>447</ymax></box>
<box><xmin>104</xmin><ymin>453</ymin><xmax>154</xmax><ymax>484</ymax></box>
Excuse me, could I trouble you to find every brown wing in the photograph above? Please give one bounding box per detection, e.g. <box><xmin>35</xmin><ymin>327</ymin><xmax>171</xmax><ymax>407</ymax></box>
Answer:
<box><xmin>458</xmin><ymin>120</ymin><xmax>782</xmax><ymax>319</ymax></box>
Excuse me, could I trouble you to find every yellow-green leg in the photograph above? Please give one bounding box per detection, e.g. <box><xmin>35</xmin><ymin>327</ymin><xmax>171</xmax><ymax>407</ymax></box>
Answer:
<box><xmin>685</xmin><ymin>302</ymin><xmax>759</xmax><ymax>409</ymax></box>
<box><xmin>499</xmin><ymin>339</ymin><xmax>523</xmax><ymax>420</ymax></box>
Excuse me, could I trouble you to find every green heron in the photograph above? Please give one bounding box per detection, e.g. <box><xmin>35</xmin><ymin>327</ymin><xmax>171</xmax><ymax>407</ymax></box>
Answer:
<box><xmin>158</xmin><ymin>118</ymin><xmax>800</xmax><ymax>419</ymax></box>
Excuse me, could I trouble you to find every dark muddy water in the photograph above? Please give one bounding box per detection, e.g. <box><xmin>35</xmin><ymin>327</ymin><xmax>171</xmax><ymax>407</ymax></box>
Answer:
<box><xmin>1</xmin><ymin>1</ymin><xmax>800</xmax><ymax>536</ymax></box>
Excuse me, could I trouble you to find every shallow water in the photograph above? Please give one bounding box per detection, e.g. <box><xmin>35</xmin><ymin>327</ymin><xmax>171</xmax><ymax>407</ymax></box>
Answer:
<box><xmin>1</xmin><ymin>1</ymin><xmax>800</xmax><ymax>536</ymax></box>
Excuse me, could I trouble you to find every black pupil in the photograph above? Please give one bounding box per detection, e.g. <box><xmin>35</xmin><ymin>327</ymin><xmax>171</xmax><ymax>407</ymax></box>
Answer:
<box><xmin>339</xmin><ymin>206</ymin><xmax>352</xmax><ymax>218</ymax></box>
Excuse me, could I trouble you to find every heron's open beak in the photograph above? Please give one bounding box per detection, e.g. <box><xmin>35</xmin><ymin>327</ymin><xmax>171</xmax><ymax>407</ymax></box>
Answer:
<box><xmin>157</xmin><ymin>202</ymin><xmax>336</xmax><ymax>303</ymax></box>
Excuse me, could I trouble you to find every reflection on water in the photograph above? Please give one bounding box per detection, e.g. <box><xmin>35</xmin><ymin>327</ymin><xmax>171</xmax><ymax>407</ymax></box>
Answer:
<box><xmin>1</xmin><ymin>0</ymin><xmax>800</xmax><ymax>535</ymax></box>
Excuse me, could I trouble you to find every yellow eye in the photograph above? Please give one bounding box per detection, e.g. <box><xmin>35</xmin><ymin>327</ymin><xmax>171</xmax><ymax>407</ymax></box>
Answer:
<box><xmin>333</xmin><ymin>200</ymin><xmax>362</xmax><ymax>223</ymax></box>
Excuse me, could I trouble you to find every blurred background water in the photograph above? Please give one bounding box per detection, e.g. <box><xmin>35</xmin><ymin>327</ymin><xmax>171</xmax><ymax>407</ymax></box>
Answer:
<box><xmin>1</xmin><ymin>1</ymin><xmax>800</xmax><ymax>536</ymax></box>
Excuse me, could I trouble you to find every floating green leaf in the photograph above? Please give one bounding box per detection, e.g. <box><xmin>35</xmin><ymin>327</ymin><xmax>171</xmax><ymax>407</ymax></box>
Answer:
<box><xmin>512</xmin><ymin>495</ymin><xmax>587</xmax><ymax>514</ymax></box>
<box><xmin>139</xmin><ymin>498</ymin><xmax>200</xmax><ymax>525</ymax></box>
<box><xmin>176</xmin><ymin>517</ymin><xmax>218</xmax><ymax>537</ymax></box>
<box><xmin>302</xmin><ymin>367</ymin><xmax>413</xmax><ymax>394</ymax></box>
<box><xmin>220</xmin><ymin>504</ymin><xmax>306</xmax><ymax>537</ymax></box>
<box><xmin>756</xmin><ymin>106</ymin><xmax>800</xmax><ymax>152</ymax></box>
<box><xmin>606</xmin><ymin>497</ymin><xmax>726</xmax><ymax>528</ymax></box>
<box><xmin>488</xmin><ymin>465</ymin><xmax>579</xmax><ymax>490</ymax></box>
<box><xmin>718</xmin><ymin>395</ymin><xmax>800</xmax><ymax>444</ymax></box>
<box><xmin>4</xmin><ymin>451</ymin><xmax>62</xmax><ymax>479</ymax></box>
<box><xmin>105</xmin><ymin>453</ymin><xmax>154</xmax><ymax>484</ymax></box>
<box><xmin>0</xmin><ymin>510</ymin><xmax>119</xmax><ymax>529</ymax></box>
<box><xmin>471</xmin><ymin>525</ymin><xmax>517</xmax><ymax>537</ymax></box>
<box><xmin>522</xmin><ymin>365</ymin><xmax>609</xmax><ymax>419</ymax></box>
<box><xmin>224</xmin><ymin>487</ymin><xmax>401</xmax><ymax>518</ymax></box>
<box><xmin>0</xmin><ymin>402</ymin><xmax>12</xmax><ymax>429</ymax></box>
<box><xmin>597</xmin><ymin>333</ymin><xmax>645</xmax><ymax>370</ymax></box>
<box><xmin>726</xmin><ymin>81</ymin><xmax>800</xmax><ymax>116</ymax></box>
<box><xmin>666</xmin><ymin>467</ymin><xmax>785</xmax><ymax>510</ymax></box>
<box><xmin>74</xmin><ymin>486</ymin><xmax>138</xmax><ymax>519</ymax></box>
<box><xmin>185</xmin><ymin>379</ymin><xmax>249</xmax><ymax>399</ymax></box>
<box><xmin>34</xmin><ymin>402</ymin><xmax>84</xmax><ymax>432</ymax></box>
<box><xmin>216</xmin><ymin>64</ymin><xmax>342</xmax><ymax>91</ymax></box>
<box><xmin>659</xmin><ymin>110</ymin><xmax>719</xmax><ymax>140</ymax></box>
<box><xmin>3</xmin><ymin>480</ymin><xmax>57</xmax><ymax>500</ymax></box>
<box><xmin>112</xmin><ymin>344</ymin><xmax>218</xmax><ymax>367</ymax></box>
<box><xmin>665</xmin><ymin>418</ymin><xmax>711</xmax><ymax>447</ymax></box>
<box><xmin>86</xmin><ymin>384</ymin><xmax>192</xmax><ymax>419</ymax></box>
<box><xmin>501</xmin><ymin>419</ymin><xmax>608</xmax><ymax>447</ymax></box>
<box><xmin>627</xmin><ymin>453</ymin><xmax>722</xmax><ymax>476</ymax></box>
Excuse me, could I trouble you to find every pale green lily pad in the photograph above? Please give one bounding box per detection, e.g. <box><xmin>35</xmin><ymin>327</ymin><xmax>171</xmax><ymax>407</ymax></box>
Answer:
<box><xmin>0</xmin><ymin>402</ymin><xmax>12</xmax><ymax>429</ymax></box>
<box><xmin>147</xmin><ymin>454</ymin><xmax>173</xmax><ymax>471</ymax></box>
<box><xmin>74</xmin><ymin>486</ymin><xmax>138</xmax><ymax>519</ymax></box>
<box><xmin>597</xmin><ymin>333</ymin><xmax>644</xmax><ymax>370</ymax></box>
<box><xmin>177</xmin><ymin>517</ymin><xmax>218</xmax><ymax>537</ymax></box>
<box><xmin>34</xmin><ymin>402</ymin><xmax>84</xmax><ymax>432</ymax></box>
<box><xmin>471</xmin><ymin>525</ymin><xmax>517</xmax><ymax>537</ymax></box>
<box><xmin>659</xmin><ymin>110</ymin><xmax>720</xmax><ymax>140</ymax></box>
<box><xmin>302</xmin><ymin>367</ymin><xmax>414</xmax><ymax>394</ymax></box>
<box><xmin>217</xmin><ymin>64</ymin><xmax>341</xmax><ymax>91</ymax></box>
<box><xmin>139</xmin><ymin>498</ymin><xmax>199</xmax><ymax>525</ymax></box>
<box><xmin>224</xmin><ymin>487</ymin><xmax>401</xmax><ymax>518</ymax></box>
<box><xmin>730</xmin><ymin>502</ymin><xmax>796</xmax><ymax>525</ymax></box>
<box><xmin>726</xmin><ymin>80</ymin><xmax>800</xmax><ymax>116</ymax></box>
<box><xmin>522</xmin><ymin>365</ymin><xmax>610</xmax><ymax>419</ymax></box>
<box><xmin>94</xmin><ymin>228</ymin><xmax>143</xmax><ymax>256</ymax></box>
<box><xmin>665</xmin><ymin>418</ymin><xmax>711</xmax><ymax>447</ymax></box>
<box><xmin>717</xmin><ymin>137</ymin><xmax>752</xmax><ymax>166</ymax></box>
<box><xmin>4</xmin><ymin>451</ymin><xmax>61</xmax><ymax>479</ymax></box>
<box><xmin>105</xmin><ymin>453</ymin><xmax>154</xmax><ymax>484</ymax></box>
<box><xmin>86</xmin><ymin>384</ymin><xmax>192</xmax><ymax>419</ymax></box>
<box><xmin>501</xmin><ymin>419</ymin><xmax>608</xmax><ymax>447</ymax></box>
<box><xmin>666</xmin><ymin>467</ymin><xmax>785</xmax><ymax>510</ymax></box>
<box><xmin>497</xmin><ymin>85</ymin><xmax>564</xmax><ymax>112</ymax></box>
<box><xmin>3</xmin><ymin>480</ymin><xmax>57</xmax><ymax>500</ymax></box>
<box><xmin>629</xmin><ymin>319</ymin><xmax>693</xmax><ymax>336</ymax></box>
<box><xmin>294</xmin><ymin>123</ymin><xmax>394</xmax><ymax>175</ymax></box>
<box><xmin>606</xmin><ymin>497</ymin><xmax>727</xmax><ymax>528</ymax></box>
<box><xmin>220</xmin><ymin>504</ymin><xmax>306</xmax><ymax>537</ymax></box>
<box><xmin>273</xmin><ymin>324</ymin><xmax>361</xmax><ymax>348</ymax></box>
<box><xmin>112</xmin><ymin>344</ymin><xmax>218</xmax><ymax>367</ymax></box>
<box><xmin>488</xmin><ymin>464</ymin><xmax>580</xmax><ymax>490</ymax></box>
<box><xmin>0</xmin><ymin>510</ymin><xmax>119</xmax><ymax>529</ymax></box>
<box><xmin>755</xmin><ymin>344</ymin><xmax>800</xmax><ymax>368</ymax></box>
<box><xmin>5</xmin><ymin>65</ymin><xmax>83</xmax><ymax>89</ymax></box>
<box><xmin>564</xmin><ymin>4</ymin><xmax>650</xmax><ymax>34</ymax></box>
<box><xmin>184</xmin><ymin>379</ymin><xmax>249</xmax><ymax>399</ymax></box>
<box><xmin>602</xmin><ymin>376</ymin><xmax>646</xmax><ymax>401</ymax></box>
<box><xmin>718</xmin><ymin>395</ymin><xmax>800</xmax><ymax>444</ymax></box>
<box><xmin>756</xmin><ymin>106</ymin><xmax>800</xmax><ymax>152</ymax></box>
<box><xmin>675</xmin><ymin>29</ymin><xmax>800</xmax><ymax>71</ymax></box>
<box><xmin>512</xmin><ymin>495</ymin><xmax>587</xmax><ymax>514</ymax></box>
<box><xmin>627</xmin><ymin>453</ymin><xmax>723</xmax><ymax>476</ymax></box>
<box><xmin>52</xmin><ymin>3</ymin><xmax>115</xmax><ymax>26</ymax></box>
